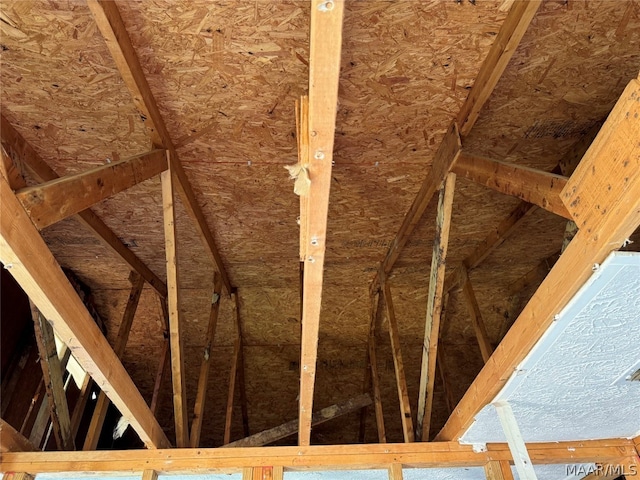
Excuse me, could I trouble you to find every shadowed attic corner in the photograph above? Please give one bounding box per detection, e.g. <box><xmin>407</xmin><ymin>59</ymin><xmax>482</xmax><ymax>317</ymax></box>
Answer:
<box><xmin>1</xmin><ymin>1</ymin><xmax>640</xmax><ymax>480</ymax></box>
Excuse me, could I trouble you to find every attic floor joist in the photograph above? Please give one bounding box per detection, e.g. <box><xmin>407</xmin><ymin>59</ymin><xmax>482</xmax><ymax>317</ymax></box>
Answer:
<box><xmin>0</xmin><ymin>439</ymin><xmax>635</xmax><ymax>473</ymax></box>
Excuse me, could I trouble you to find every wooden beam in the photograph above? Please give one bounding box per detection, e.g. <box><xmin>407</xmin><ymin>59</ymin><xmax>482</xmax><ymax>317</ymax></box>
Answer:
<box><xmin>453</xmin><ymin>153</ymin><xmax>571</xmax><ymax>220</ymax></box>
<box><xmin>190</xmin><ymin>272</ymin><xmax>223</xmax><ymax>448</ymax></box>
<box><xmin>0</xmin><ymin>176</ymin><xmax>169</xmax><ymax>448</ymax></box>
<box><xmin>141</xmin><ymin>470</ymin><xmax>158</xmax><ymax>480</ymax></box>
<box><xmin>234</xmin><ymin>291</ymin><xmax>251</xmax><ymax>438</ymax></box>
<box><xmin>243</xmin><ymin>466</ymin><xmax>283</xmax><ymax>480</ymax></box>
<box><xmin>16</xmin><ymin>150</ymin><xmax>166</xmax><ymax>230</ymax></box>
<box><xmin>381</xmin><ymin>278</ymin><xmax>414</xmax><ymax>443</ymax></box>
<box><xmin>83</xmin><ymin>272</ymin><xmax>145</xmax><ymax>450</ymax></box>
<box><xmin>150</xmin><ymin>337</ymin><xmax>169</xmax><ymax>416</ymax></box>
<box><xmin>456</xmin><ymin>0</ymin><xmax>542</xmax><ymax>136</ymax></box>
<box><xmin>369</xmin><ymin>292</ymin><xmax>387</xmax><ymax>443</ymax></box>
<box><xmin>224</xmin><ymin>289</ymin><xmax>245</xmax><ymax>445</ymax></box>
<box><xmin>0</xmin><ymin>419</ymin><xmax>37</xmax><ymax>453</ymax></box>
<box><xmin>494</xmin><ymin>402</ymin><xmax>537</xmax><ymax>480</ymax></box>
<box><xmin>161</xmin><ymin>161</ymin><xmax>188</xmax><ymax>448</ymax></box>
<box><xmin>484</xmin><ymin>460</ymin><xmax>514</xmax><ymax>480</ymax></box>
<box><xmin>417</xmin><ymin>173</ymin><xmax>456</xmax><ymax>441</ymax></box>
<box><xmin>388</xmin><ymin>464</ymin><xmax>403</xmax><ymax>480</ymax></box>
<box><xmin>298</xmin><ymin>0</ymin><xmax>344</xmax><ymax>447</ymax></box>
<box><xmin>436</xmin><ymin>78</ymin><xmax>640</xmax><ymax>442</ymax></box>
<box><xmin>0</xmin><ymin>116</ymin><xmax>167</xmax><ymax>298</ymax></box>
<box><xmin>86</xmin><ymin>0</ymin><xmax>232</xmax><ymax>294</ymax></box>
<box><xmin>225</xmin><ymin>394</ymin><xmax>372</xmax><ymax>448</ymax></box>
<box><xmin>437</xmin><ymin>346</ymin><xmax>456</xmax><ymax>416</ymax></box>
<box><xmin>2</xmin><ymin>474</ymin><xmax>34</xmax><ymax>480</ymax></box>
<box><xmin>30</xmin><ymin>304</ymin><xmax>74</xmax><ymax>451</ymax></box>
<box><xmin>373</xmin><ymin>123</ymin><xmax>461</xmax><ymax>292</ymax></box>
<box><xmin>459</xmin><ymin>266</ymin><xmax>494</xmax><ymax>363</ymax></box>
<box><xmin>1</xmin><ymin>439</ymin><xmax>635</xmax><ymax>473</ymax></box>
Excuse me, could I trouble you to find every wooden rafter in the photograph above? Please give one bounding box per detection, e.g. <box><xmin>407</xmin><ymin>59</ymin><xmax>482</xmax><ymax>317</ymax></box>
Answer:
<box><xmin>456</xmin><ymin>0</ymin><xmax>542</xmax><ymax>136</ymax></box>
<box><xmin>298</xmin><ymin>0</ymin><xmax>344</xmax><ymax>446</ymax></box>
<box><xmin>16</xmin><ymin>149</ymin><xmax>167</xmax><ymax>230</ymax></box>
<box><xmin>484</xmin><ymin>460</ymin><xmax>515</xmax><ymax>480</ymax></box>
<box><xmin>83</xmin><ymin>272</ymin><xmax>145</xmax><ymax>450</ymax></box>
<box><xmin>0</xmin><ymin>175</ymin><xmax>169</xmax><ymax>448</ymax></box>
<box><xmin>436</xmin><ymin>77</ymin><xmax>640</xmax><ymax>442</ymax></box>
<box><xmin>86</xmin><ymin>0</ymin><xmax>232</xmax><ymax>294</ymax></box>
<box><xmin>0</xmin><ymin>116</ymin><xmax>167</xmax><ymax>298</ymax></box>
<box><xmin>2</xmin><ymin>439</ymin><xmax>636</xmax><ymax>473</ymax></box>
<box><xmin>459</xmin><ymin>266</ymin><xmax>494</xmax><ymax>363</ymax></box>
<box><xmin>30</xmin><ymin>304</ymin><xmax>74</xmax><ymax>451</ymax></box>
<box><xmin>380</xmin><ymin>277</ymin><xmax>414</xmax><ymax>443</ymax></box>
<box><xmin>225</xmin><ymin>394</ymin><xmax>371</xmax><ymax>448</ymax></box>
<box><xmin>417</xmin><ymin>172</ymin><xmax>456</xmax><ymax>441</ymax></box>
<box><xmin>0</xmin><ymin>419</ymin><xmax>37</xmax><ymax>453</ymax></box>
<box><xmin>190</xmin><ymin>272</ymin><xmax>223</xmax><ymax>448</ymax></box>
<box><xmin>453</xmin><ymin>153</ymin><xmax>570</xmax><ymax>220</ymax></box>
<box><xmin>160</xmin><ymin>159</ymin><xmax>188</xmax><ymax>448</ymax></box>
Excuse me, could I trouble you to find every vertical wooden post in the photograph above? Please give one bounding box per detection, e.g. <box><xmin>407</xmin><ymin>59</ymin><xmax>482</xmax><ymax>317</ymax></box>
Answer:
<box><xmin>460</xmin><ymin>266</ymin><xmax>493</xmax><ymax>363</ymax></box>
<box><xmin>141</xmin><ymin>470</ymin><xmax>158</xmax><ymax>480</ymax></box>
<box><xmin>161</xmin><ymin>154</ymin><xmax>189</xmax><ymax>448</ymax></box>
<box><xmin>30</xmin><ymin>303</ymin><xmax>74</xmax><ymax>450</ymax></box>
<box><xmin>484</xmin><ymin>461</ymin><xmax>514</xmax><ymax>480</ymax></box>
<box><xmin>388</xmin><ymin>464</ymin><xmax>404</xmax><ymax>480</ymax></box>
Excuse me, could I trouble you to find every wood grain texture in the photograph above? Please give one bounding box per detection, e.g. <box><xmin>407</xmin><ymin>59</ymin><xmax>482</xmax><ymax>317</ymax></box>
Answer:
<box><xmin>0</xmin><ymin>176</ymin><xmax>169</xmax><ymax>448</ymax></box>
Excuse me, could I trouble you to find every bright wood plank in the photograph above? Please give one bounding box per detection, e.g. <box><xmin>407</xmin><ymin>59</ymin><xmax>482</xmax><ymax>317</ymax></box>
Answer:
<box><xmin>141</xmin><ymin>470</ymin><xmax>158</xmax><ymax>480</ymax></box>
<box><xmin>0</xmin><ymin>419</ymin><xmax>37</xmax><ymax>453</ymax></box>
<box><xmin>0</xmin><ymin>176</ymin><xmax>169</xmax><ymax>448</ymax></box>
<box><xmin>83</xmin><ymin>272</ymin><xmax>145</xmax><ymax>450</ymax></box>
<box><xmin>453</xmin><ymin>153</ymin><xmax>570</xmax><ymax>220</ymax></box>
<box><xmin>417</xmin><ymin>173</ymin><xmax>456</xmax><ymax>441</ymax></box>
<box><xmin>459</xmin><ymin>266</ymin><xmax>493</xmax><ymax>363</ymax></box>
<box><xmin>298</xmin><ymin>0</ymin><xmax>344</xmax><ymax>446</ymax></box>
<box><xmin>388</xmin><ymin>464</ymin><xmax>403</xmax><ymax>480</ymax></box>
<box><xmin>223</xmin><ymin>290</ymin><xmax>244</xmax><ymax>445</ymax></box>
<box><xmin>161</xmin><ymin>162</ymin><xmax>188</xmax><ymax>448</ymax></box>
<box><xmin>190</xmin><ymin>272</ymin><xmax>223</xmax><ymax>448</ymax></box>
<box><xmin>437</xmin><ymin>79</ymin><xmax>640</xmax><ymax>441</ymax></box>
<box><xmin>1</xmin><ymin>439</ymin><xmax>635</xmax><ymax>473</ymax></box>
<box><xmin>456</xmin><ymin>0</ymin><xmax>542</xmax><ymax>136</ymax></box>
<box><xmin>86</xmin><ymin>0</ymin><xmax>232</xmax><ymax>294</ymax></box>
<box><xmin>0</xmin><ymin>118</ymin><xmax>167</xmax><ymax>298</ymax></box>
<box><xmin>225</xmin><ymin>394</ymin><xmax>371</xmax><ymax>448</ymax></box>
<box><xmin>484</xmin><ymin>460</ymin><xmax>514</xmax><ymax>480</ymax></box>
<box><xmin>381</xmin><ymin>279</ymin><xmax>414</xmax><ymax>443</ymax></box>
<box><xmin>16</xmin><ymin>150</ymin><xmax>166</xmax><ymax>230</ymax></box>
<box><xmin>30</xmin><ymin>304</ymin><xmax>74</xmax><ymax>450</ymax></box>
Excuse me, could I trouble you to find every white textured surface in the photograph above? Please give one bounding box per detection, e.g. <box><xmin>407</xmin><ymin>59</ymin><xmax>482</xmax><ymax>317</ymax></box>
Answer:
<box><xmin>461</xmin><ymin>252</ymin><xmax>640</xmax><ymax>443</ymax></box>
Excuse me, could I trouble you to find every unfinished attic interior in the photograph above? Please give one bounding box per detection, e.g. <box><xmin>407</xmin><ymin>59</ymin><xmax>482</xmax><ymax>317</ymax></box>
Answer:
<box><xmin>1</xmin><ymin>0</ymin><xmax>640</xmax><ymax>478</ymax></box>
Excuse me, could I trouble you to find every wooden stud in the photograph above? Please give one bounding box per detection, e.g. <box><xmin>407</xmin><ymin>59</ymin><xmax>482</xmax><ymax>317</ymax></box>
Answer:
<box><xmin>0</xmin><ymin>145</ymin><xmax>26</xmax><ymax>190</ymax></box>
<box><xmin>243</xmin><ymin>466</ymin><xmax>282</xmax><ymax>480</ymax></box>
<box><xmin>484</xmin><ymin>460</ymin><xmax>514</xmax><ymax>480</ymax></box>
<box><xmin>141</xmin><ymin>470</ymin><xmax>158</xmax><ymax>480</ymax></box>
<box><xmin>16</xmin><ymin>150</ymin><xmax>167</xmax><ymax>230</ymax></box>
<box><xmin>417</xmin><ymin>173</ymin><xmax>456</xmax><ymax>441</ymax></box>
<box><xmin>30</xmin><ymin>304</ymin><xmax>74</xmax><ymax>451</ymax></box>
<box><xmin>0</xmin><ymin>175</ymin><xmax>168</xmax><ymax>448</ymax></box>
<box><xmin>453</xmin><ymin>153</ymin><xmax>570</xmax><ymax>220</ymax></box>
<box><xmin>234</xmin><ymin>291</ymin><xmax>251</xmax><ymax>438</ymax></box>
<box><xmin>381</xmin><ymin>277</ymin><xmax>414</xmax><ymax>443</ymax></box>
<box><xmin>69</xmin><ymin>375</ymin><xmax>92</xmax><ymax>438</ymax></box>
<box><xmin>1</xmin><ymin>439</ymin><xmax>636</xmax><ymax>473</ymax></box>
<box><xmin>3</xmin><ymin>474</ymin><xmax>34</xmax><ymax>480</ymax></box>
<box><xmin>223</xmin><ymin>290</ymin><xmax>246</xmax><ymax>445</ymax></box>
<box><xmin>225</xmin><ymin>394</ymin><xmax>372</xmax><ymax>448</ymax></box>
<box><xmin>0</xmin><ymin>419</ymin><xmax>37</xmax><ymax>453</ymax></box>
<box><xmin>369</xmin><ymin>292</ymin><xmax>387</xmax><ymax>443</ymax></box>
<box><xmin>437</xmin><ymin>346</ymin><xmax>455</xmax><ymax>416</ymax></box>
<box><xmin>86</xmin><ymin>0</ymin><xmax>232</xmax><ymax>294</ymax></box>
<box><xmin>388</xmin><ymin>463</ymin><xmax>403</xmax><ymax>480</ymax></box>
<box><xmin>298</xmin><ymin>0</ymin><xmax>344</xmax><ymax>446</ymax></box>
<box><xmin>456</xmin><ymin>0</ymin><xmax>542</xmax><ymax>136</ymax></box>
<box><xmin>83</xmin><ymin>272</ymin><xmax>145</xmax><ymax>450</ymax></box>
<box><xmin>459</xmin><ymin>266</ymin><xmax>493</xmax><ymax>363</ymax></box>
<box><xmin>493</xmin><ymin>402</ymin><xmax>537</xmax><ymax>480</ymax></box>
<box><xmin>436</xmin><ymin>78</ymin><xmax>640</xmax><ymax>443</ymax></box>
<box><xmin>190</xmin><ymin>272</ymin><xmax>223</xmax><ymax>448</ymax></box>
<box><xmin>150</xmin><ymin>337</ymin><xmax>169</xmax><ymax>416</ymax></box>
<box><xmin>161</xmin><ymin>159</ymin><xmax>188</xmax><ymax>448</ymax></box>
<box><xmin>0</xmin><ymin>116</ymin><xmax>167</xmax><ymax>298</ymax></box>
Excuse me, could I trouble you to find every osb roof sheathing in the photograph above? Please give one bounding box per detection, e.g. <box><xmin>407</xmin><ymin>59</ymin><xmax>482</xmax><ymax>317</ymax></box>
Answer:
<box><xmin>1</xmin><ymin>0</ymin><xmax>639</xmax><ymax>446</ymax></box>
